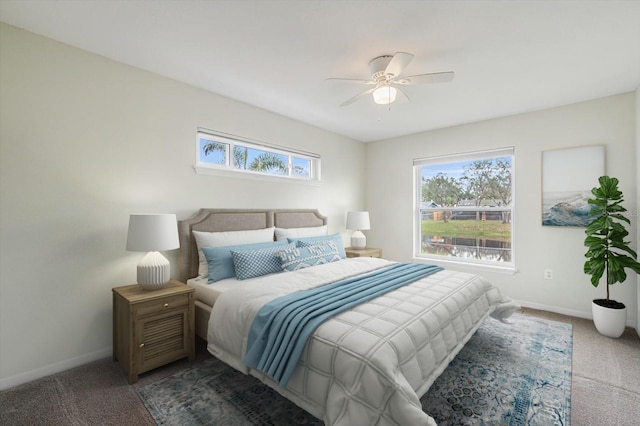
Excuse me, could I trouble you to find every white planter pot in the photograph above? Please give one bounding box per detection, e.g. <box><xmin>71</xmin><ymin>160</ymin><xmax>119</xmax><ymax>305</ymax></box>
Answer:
<box><xmin>592</xmin><ymin>301</ymin><xmax>626</xmax><ymax>338</ymax></box>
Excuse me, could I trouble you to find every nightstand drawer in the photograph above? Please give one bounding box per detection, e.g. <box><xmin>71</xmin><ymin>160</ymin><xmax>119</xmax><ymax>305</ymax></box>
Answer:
<box><xmin>135</xmin><ymin>293</ymin><xmax>189</xmax><ymax>318</ymax></box>
<box><xmin>345</xmin><ymin>247</ymin><xmax>382</xmax><ymax>258</ymax></box>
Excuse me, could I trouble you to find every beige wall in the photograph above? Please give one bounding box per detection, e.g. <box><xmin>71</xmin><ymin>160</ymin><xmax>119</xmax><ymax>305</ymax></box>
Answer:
<box><xmin>366</xmin><ymin>92</ymin><xmax>638</xmax><ymax>324</ymax></box>
<box><xmin>0</xmin><ymin>23</ymin><xmax>365</xmax><ymax>388</ymax></box>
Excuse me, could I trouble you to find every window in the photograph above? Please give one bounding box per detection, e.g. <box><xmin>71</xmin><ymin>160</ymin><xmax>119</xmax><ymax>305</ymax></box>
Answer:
<box><xmin>195</xmin><ymin>129</ymin><xmax>320</xmax><ymax>183</ymax></box>
<box><xmin>414</xmin><ymin>147</ymin><xmax>515</xmax><ymax>270</ymax></box>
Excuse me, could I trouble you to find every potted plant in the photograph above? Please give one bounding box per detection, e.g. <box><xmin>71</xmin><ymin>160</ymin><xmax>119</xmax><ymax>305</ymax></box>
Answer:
<box><xmin>584</xmin><ymin>175</ymin><xmax>640</xmax><ymax>338</ymax></box>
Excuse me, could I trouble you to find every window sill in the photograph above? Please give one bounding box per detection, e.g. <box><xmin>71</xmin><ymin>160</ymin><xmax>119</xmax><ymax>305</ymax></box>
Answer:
<box><xmin>194</xmin><ymin>166</ymin><xmax>321</xmax><ymax>186</ymax></box>
<box><xmin>411</xmin><ymin>256</ymin><xmax>517</xmax><ymax>275</ymax></box>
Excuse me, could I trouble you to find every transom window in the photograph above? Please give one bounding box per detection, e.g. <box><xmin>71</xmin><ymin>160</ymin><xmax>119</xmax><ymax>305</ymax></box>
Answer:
<box><xmin>414</xmin><ymin>147</ymin><xmax>515</xmax><ymax>270</ymax></box>
<box><xmin>195</xmin><ymin>129</ymin><xmax>320</xmax><ymax>183</ymax></box>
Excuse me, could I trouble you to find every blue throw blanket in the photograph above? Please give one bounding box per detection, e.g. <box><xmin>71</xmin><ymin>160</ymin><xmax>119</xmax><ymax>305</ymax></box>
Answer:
<box><xmin>243</xmin><ymin>262</ymin><xmax>444</xmax><ymax>387</ymax></box>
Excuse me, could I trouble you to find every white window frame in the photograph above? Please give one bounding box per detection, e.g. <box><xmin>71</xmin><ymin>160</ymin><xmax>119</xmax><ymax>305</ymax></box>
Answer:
<box><xmin>195</xmin><ymin>129</ymin><xmax>321</xmax><ymax>184</ymax></box>
<box><xmin>413</xmin><ymin>147</ymin><xmax>516</xmax><ymax>273</ymax></box>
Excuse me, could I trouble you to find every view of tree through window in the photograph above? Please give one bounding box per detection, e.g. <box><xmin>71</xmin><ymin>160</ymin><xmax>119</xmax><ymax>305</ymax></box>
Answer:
<box><xmin>414</xmin><ymin>148</ymin><xmax>514</xmax><ymax>267</ymax></box>
<box><xmin>196</xmin><ymin>131</ymin><xmax>318</xmax><ymax>181</ymax></box>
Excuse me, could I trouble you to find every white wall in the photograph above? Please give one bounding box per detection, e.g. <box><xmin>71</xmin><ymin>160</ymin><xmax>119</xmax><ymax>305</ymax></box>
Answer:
<box><xmin>366</xmin><ymin>93</ymin><xmax>638</xmax><ymax>324</ymax></box>
<box><xmin>0</xmin><ymin>23</ymin><xmax>365</xmax><ymax>389</ymax></box>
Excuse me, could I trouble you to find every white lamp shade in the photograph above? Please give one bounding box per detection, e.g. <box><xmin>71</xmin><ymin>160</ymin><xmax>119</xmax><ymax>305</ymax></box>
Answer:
<box><xmin>373</xmin><ymin>85</ymin><xmax>397</xmax><ymax>105</ymax></box>
<box><xmin>126</xmin><ymin>214</ymin><xmax>179</xmax><ymax>252</ymax></box>
<box><xmin>126</xmin><ymin>214</ymin><xmax>179</xmax><ymax>290</ymax></box>
<box><xmin>346</xmin><ymin>211</ymin><xmax>370</xmax><ymax>231</ymax></box>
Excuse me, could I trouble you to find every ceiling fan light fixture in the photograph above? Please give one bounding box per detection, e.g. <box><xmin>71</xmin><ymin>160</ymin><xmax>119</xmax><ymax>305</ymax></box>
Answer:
<box><xmin>373</xmin><ymin>85</ymin><xmax>397</xmax><ymax>105</ymax></box>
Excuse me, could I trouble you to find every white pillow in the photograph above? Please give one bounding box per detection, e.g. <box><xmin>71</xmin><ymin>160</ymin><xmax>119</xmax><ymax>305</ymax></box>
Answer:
<box><xmin>274</xmin><ymin>225</ymin><xmax>327</xmax><ymax>241</ymax></box>
<box><xmin>193</xmin><ymin>227</ymin><xmax>275</xmax><ymax>278</ymax></box>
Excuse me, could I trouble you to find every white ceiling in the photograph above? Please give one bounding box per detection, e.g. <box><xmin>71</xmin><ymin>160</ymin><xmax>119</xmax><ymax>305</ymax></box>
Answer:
<box><xmin>1</xmin><ymin>0</ymin><xmax>639</xmax><ymax>142</ymax></box>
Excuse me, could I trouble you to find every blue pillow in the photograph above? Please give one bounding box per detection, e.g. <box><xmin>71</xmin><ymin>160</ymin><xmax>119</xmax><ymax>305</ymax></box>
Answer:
<box><xmin>276</xmin><ymin>242</ymin><xmax>342</xmax><ymax>272</ymax></box>
<box><xmin>289</xmin><ymin>233</ymin><xmax>346</xmax><ymax>258</ymax></box>
<box><xmin>202</xmin><ymin>240</ymin><xmax>288</xmax><ymax>283</ymax></box>
<box><xmin>231</xmin><ymin>242</ymin><xmax>296</xmax><ymax>280</ymax></box>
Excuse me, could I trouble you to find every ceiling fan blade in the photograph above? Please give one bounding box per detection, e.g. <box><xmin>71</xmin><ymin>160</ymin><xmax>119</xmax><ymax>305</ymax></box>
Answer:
<box><xmin>396</xmin><ymin>71</ymin><xmax>455</xmax><ymax>85</ymax></box>
<box><xmin>326</xmin><ymin>77</ymin><xmax>375</xmax><ymax>85</ymax></box>
<box><xmin>395</xmin><ymin>86</ymin><xmax>410</xmax><ymax>103</ymax></box>
<box><xmin>384</xmin><ymin>52</ymin><xmax>414</xmax><ymax>77</ymax></box>
<box><xmin>340</xmin><ymin>87</ymin><xmax>377</xmax><ymax>107</ymax></box>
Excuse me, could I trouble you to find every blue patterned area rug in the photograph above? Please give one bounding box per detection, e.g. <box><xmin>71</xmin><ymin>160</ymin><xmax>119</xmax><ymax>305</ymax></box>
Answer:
<box><xmin>138</xmin><ymin>314</ymin><xmax>572</xmax><ymax>425</ymax></box>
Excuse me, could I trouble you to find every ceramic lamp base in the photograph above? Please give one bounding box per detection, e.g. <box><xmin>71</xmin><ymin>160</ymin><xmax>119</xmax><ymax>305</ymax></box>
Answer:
<box><xmin>351</xmin><ymin>230</ymin><xmax>366</xmax><ymax>249</ymax></box>
<box><xmin>137</xmin><ymin>251</ymin><xmax>170</xmax><ymax>290</ymax></box>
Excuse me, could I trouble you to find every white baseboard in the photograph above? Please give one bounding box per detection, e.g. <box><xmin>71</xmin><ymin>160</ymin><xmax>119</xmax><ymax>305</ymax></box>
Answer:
<box><xmin>0</xmin><ymin>346</ymin><xmax>112</xmax><ymax>391</ymax></box>
<box><xmin>512</xmin><ymin>299</ymin><xmax>637</xmax><ymax>329</ymax></box>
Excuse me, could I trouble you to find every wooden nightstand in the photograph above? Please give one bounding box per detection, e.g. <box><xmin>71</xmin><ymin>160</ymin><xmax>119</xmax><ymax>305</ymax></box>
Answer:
<box><xmin>345</xmin><ymin>247</ymin><xmax>382</xmax><ymax>258</ymax></box>
<box><xmin>112</xmin><ymin>280</ymin><xmax>195</xmax><ymax>384</ymax></box>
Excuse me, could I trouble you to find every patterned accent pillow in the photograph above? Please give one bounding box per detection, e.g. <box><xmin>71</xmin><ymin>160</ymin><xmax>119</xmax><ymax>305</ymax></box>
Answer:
<box><xmin>231</xmin><ymin>242</ymin><xmax>296</xmax><ymax>280</ymax></box>
<box><xmin>202</xmin><ymin>240</ymin><xmax>289</xmax><ymax>283</ymax></box>
<box><xmin>276</xmin><ymin>241</ymin><xmax>342</xmax><ymax>272</ymax></box>
<box><xmin>291</xmin><ymin>233</ymin><xmax>347</xmax><ymax>259</ymax></box>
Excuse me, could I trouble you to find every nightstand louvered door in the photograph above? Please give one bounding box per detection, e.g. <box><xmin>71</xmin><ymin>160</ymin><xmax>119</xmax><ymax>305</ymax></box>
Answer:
<box><xmin>134</xmin><ymin>294</ymin><xmax>191</xmax><ymax>374</ymax></box>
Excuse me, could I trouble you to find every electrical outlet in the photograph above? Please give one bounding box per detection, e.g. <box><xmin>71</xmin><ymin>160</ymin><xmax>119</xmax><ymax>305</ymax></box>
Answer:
<box><xmin>544</xmin><ymin>269</ymin><xmax>553</xmax><ymax>280</ymax></box>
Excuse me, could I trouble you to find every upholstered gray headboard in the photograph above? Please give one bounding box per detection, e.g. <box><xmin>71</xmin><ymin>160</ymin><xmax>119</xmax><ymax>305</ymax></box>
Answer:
<box><xmin>177</xmin><ymin>209</ymin><xmax>327</xmax><ymax>282</ymax></box>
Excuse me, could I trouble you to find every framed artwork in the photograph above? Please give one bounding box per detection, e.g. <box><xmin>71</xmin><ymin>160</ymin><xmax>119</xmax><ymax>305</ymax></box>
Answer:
<box><xmin>541</xmin><ymin>145</ymin><xmax>605</xmax><ymax>227</ymax></box>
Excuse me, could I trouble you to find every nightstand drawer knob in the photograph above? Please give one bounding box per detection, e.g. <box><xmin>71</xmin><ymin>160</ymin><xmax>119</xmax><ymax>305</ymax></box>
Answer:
<box><xmin>139</xmin><ymin>343</ymin><xmax>145</xmax><ymax>348</ymax></box>
<box><xmin>163</xmin><ymin>303</ymin><xmax>169</xmax><ymax>308</ymax></box>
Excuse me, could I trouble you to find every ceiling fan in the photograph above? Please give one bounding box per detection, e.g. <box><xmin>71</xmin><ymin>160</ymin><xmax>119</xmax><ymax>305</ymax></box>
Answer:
<box><xmin>327</xmin><ymin>52</ymin><xmax>454</xmax><ymax>107</ymax></box>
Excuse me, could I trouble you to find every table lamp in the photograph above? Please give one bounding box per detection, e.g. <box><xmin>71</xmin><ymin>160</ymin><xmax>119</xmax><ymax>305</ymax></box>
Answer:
<box><xmin>346</xmin><ymin>211</ymin><xmax>370</xmax><ymax>249</ymax></box>
<box><xmin>126</xmin><ymin>214</ymin><xmax>180</xmax><ymax>290</ymax></box>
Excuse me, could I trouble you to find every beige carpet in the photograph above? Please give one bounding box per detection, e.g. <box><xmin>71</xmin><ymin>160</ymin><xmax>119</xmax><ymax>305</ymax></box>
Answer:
<box><xmin>0</xmin><ymin>340</ymin><xmax>211</xmax><ymax>426</ymax></box>
<box><xmin>1</xmin><ymin>309</ymin><xmax>639</xmax><ymax>425</ymax></box>
<box><xmin>0</xmin><ymin>359</ymin><xmax>154</xmax><ymax>426</ymax></box>
<box><xmin>564</xmin><ymin>313</ymin><xmax>640</xmax><ymax>426</ymax></box>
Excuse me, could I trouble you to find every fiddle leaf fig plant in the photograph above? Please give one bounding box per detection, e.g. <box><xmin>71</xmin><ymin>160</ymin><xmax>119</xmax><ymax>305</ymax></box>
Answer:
<box><xmin>584</xmin><ymin>176</ymin><xmax>640</xmax><ymax>307</ymax></box>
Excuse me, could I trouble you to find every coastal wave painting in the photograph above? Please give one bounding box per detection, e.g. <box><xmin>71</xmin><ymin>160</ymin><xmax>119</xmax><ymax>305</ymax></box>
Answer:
<box><xmin>541</xmin><ymin>145</ymin><xmax>604</xmax><ymax>227</ymax></box>
<box><xmin>542</xmin><ymin>191</ymin><xmax>593</xmax><ymax>226</ymax></box>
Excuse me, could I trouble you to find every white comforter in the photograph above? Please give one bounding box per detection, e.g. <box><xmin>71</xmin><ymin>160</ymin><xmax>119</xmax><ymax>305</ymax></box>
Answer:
<box><xmin>207</xmin><ymin>258</ymin><xmax>517</xmax><ymax>425</ymax></box>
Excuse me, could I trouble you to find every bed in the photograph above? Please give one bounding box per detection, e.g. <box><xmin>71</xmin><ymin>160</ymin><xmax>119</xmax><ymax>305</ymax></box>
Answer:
<box><xmin>177</xmin><ymin>208</ymin><xmax>518</xmax><ymax>426</ymax></box>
